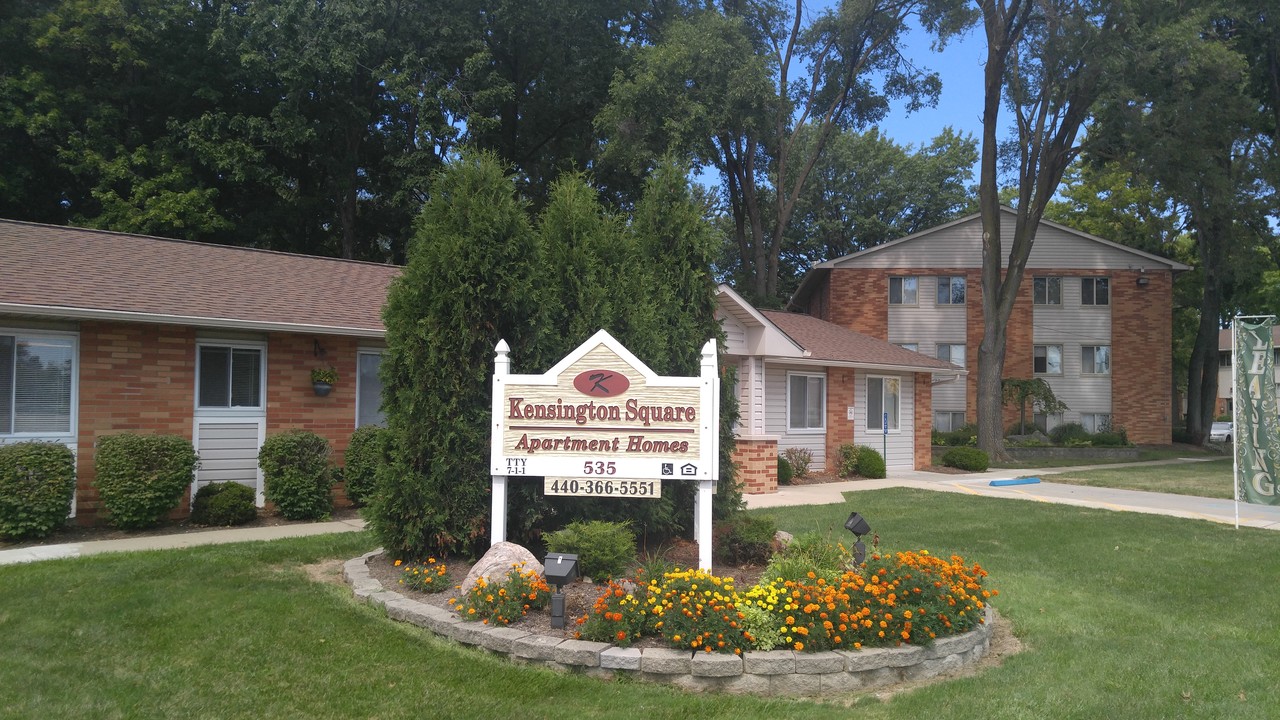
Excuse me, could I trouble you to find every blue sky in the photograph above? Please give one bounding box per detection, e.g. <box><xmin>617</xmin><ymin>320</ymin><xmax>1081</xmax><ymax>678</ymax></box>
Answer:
<box><xmin>878</xmin><ymin>21</ymin><xmax>987</xmax><ymax>150</ymax></box>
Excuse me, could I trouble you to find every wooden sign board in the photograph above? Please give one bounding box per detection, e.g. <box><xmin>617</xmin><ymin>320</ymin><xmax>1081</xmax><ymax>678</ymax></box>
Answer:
<box><xmin>490</xmin><ymin>330</ymin><xmax>719</xmax><ymax>569</ymax></box>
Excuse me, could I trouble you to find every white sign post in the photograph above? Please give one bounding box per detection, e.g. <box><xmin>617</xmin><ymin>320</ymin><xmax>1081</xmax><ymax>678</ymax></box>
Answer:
<box><xmin>491</xmin><ymin>330</ymin><xmax>720</xmax><ymax>570</ymax></box>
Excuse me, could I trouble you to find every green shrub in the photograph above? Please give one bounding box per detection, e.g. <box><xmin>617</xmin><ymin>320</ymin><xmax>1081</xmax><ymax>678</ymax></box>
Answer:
<box><xmin>1092</xmin><ymin>430</ymin><xmax>1129</xmax><ymax>447</ymax></box>
<box><xmin>855</xmin><ymin>445</ymin><xmax>886</xmax><ymax>479</ymax></box>
<box><xmin>0</xmin><ymin>442</ymin><xmax>76</xmax><ymax>541</ymax></box>
<box><xmin>343</xmin><ymin>425</ymin><xmax>391</xmax><ymax>507</ymax></box>
<box><xmin>837</xmin><ymin>443</ymin><xmax>859</xmax><ymax>477</ymax></box>
<box><xmin>942</xmin><ymin>446</ymin><xmax>990</xmax><ymax>472</ymax></box>
<box><xmin>94</xmin><ymin>433</ymin><xmax>199</xmax><ymax>530</ymax></box>
<box><xmin>765</xmin><ymin>532</ymin><xmax>852</xmax><ymax>583</ymax></box>
<box><xmin>781</xmin><ymin>447</ymin><xmax>812</xmax><ymax>478</ymax></box>
<box><xmin>935</xmin><ymin>423</ymin><xmax>978</xmax><ymax>446</ymax></box>
<box><xmin>189</xmin><ymin>482</ymin><xmax>257</xmax><ymax>526</ymax></box>
<box><xmin>714</xmin><ymin>513</ymin><xmax>777</xmax><ymax>565</ymax></box>
<box><xmin>544</xmin><ymin>519</ymin><xmax>636</xmax><ymax>580</ymax></box>
<box><xmin>259</xmin><ymin>430</ymin><xmax>333</xmax><ymax>521</ymax></box>
<box><xmin>1049</xmin><ymin>422</ymin><xmax>1090</xmax><ymax>446</ymax></box>
<box><xmin>777</xmin><ymin>456</ymin><xmax>794</xmax><ymax>486</ymax></box>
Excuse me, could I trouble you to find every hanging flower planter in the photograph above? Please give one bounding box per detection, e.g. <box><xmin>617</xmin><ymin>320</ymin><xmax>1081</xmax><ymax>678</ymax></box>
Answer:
<box><xmin>311</xmin><ymin>367</ymin><xmax>338</xmax><ymax>397</ymax></box>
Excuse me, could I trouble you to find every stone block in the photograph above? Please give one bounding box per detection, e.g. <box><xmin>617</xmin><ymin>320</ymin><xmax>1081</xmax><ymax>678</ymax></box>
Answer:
<box><xmin>343</xmin><ymin>557</ymin><xmax>371</xmax><ymax>583</ymax></box>
<box><xmin>553</xmin><ymin>639</ymin><xmax>610</xmax><ymax>667</ymax></box>
<box><xmin>690</xmin><ymin>652</ymin><xmax>743</xmax><ymax>677</ymax></box>
<box><xmin>718</xmin><ymin>673</ymin><xmax>771</xmax><ymax>695</ymax></box>
<box><xmin>450</xmin><ymin>621</ymin><xmax>489</xmax><ymax>646</ymax></box>
<box><xmin>794</xmin><ymin>651</ymin><xmax>844</xmax><ymax>674</ymax></box>
<box><xmin>421</xmin><ymin>609</ymin><xmax>461</xmax><ymax>636</ymax></box>
<box><xmin>384</xmin><ymin>598</ymin><xmax>423</xmax><ymax>623</ymax></box>
<box><xmin>742</xmin><ymin>650</ymin><xmax>795</xmax><ymax>675</ymax></box>
<box><xmin>819</xmin><ymin>671</ymin><xmax>867</xmax><ymax>695</ymax></box>
<box><xmin>768</xmin><ymin>672</ymin><xmax>821</xmax><ymax>698</ymax></box>
<box><xmin>368</xmin><ymin>590</ymin><xmax>403</xmax><ymax>608</ymax></box>
<box><xmin>479</xmin><ymin>627</ymin><xmax>530</xmax><ymax>653</ymax></box>
<box><xmin>511</xmin><ymin>634</ymin><xmax>563</xmax><ymax>661</ymax></box>
<box><xmin>640</xmin><ymin>648</ymin><xmax>692</xmax><ymax>674</ymax></box>
<box><xmin>600</xmin><ymin>647</ymin><xmax>643</xmax><ymax>671</ymax></box>
<box><xmin>902</xmin><ymin>652</ymin><xmax>964</xmax><ymax>682</ymax></box>
<box><xmin>850</xmin><ymin>666</ymin><xmax>901</xmax><ymax>691</ymax></box>
<box><xmin>924</xmin><ymin>632</ymin><xmax>976</xmax><ymax>660</ymax></box>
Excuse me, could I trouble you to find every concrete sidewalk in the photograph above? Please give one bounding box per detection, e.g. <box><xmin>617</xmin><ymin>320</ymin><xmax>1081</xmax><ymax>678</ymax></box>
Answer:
<box><xmin>0</xmin><ymin>516</ymin><xmax>367</xmax><ymax>566</ymax></box>
<box><xmin>746</xmin><ymin>457</ymin><xmax>1280</xmax><ymax>532</ymax></box>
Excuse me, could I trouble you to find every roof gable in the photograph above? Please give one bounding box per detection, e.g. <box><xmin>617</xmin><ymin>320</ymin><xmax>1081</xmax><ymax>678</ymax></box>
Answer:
<box><xmin>0</xmin><ymin>219</ymin><xmax>401</xmax><ymax>335</ymax></box>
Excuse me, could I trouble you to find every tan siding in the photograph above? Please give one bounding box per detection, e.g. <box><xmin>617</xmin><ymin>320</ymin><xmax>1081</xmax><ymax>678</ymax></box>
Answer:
<box><xmin>719</xmin><ymin>312</ymin><xmax>749</xmax><ymax>355</ymax></box>
<box><xmin>764</xmin><ymin>364</ymin><xmax>828</xmax><ymax>469</ymax></box>
<box><xmin>852</xmin><ymin>370</ymin><xmax>915</xmax><ymax>470</ymax></box>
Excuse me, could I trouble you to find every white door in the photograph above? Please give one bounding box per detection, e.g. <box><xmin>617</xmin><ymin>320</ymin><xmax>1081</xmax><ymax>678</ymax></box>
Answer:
<box><xmin>192</xmin><ymin>341</ymin><xmax>267</xmax><ymax>506</ymax></box>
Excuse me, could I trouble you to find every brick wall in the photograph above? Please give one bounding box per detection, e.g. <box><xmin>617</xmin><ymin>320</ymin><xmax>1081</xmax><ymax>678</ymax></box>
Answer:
<box><xmin>822</xmin><ymin>268</ymin><xmax>889</xmax><ymax>340</ymax></box>
<box><xmin>1111</xmin><ymin>270</ymin><xmax>1174</xmax><ymax>443</ymax></box>
<box><xmin>824</xmin><ymin>367</ymin><xmax>855</xmax><ymax>468</ymax></box>
<box><xmin>68</xmin><ymin>322</ymin><xmax>367</xmax><ymax>523</ymax></box>
<box><xmin>733</xmin><ymin>437</ymin><xmax>778</xmax><ymax>494</ymax></box>
<box><xmin>914</xmin><ymin>372</ymin><xmax>932</xmax><ymax>469</ymax></box>
<box><xmin>76</xmin><ymin>321</ymin><xmax>197</xmax><ymax>522</ymax></box>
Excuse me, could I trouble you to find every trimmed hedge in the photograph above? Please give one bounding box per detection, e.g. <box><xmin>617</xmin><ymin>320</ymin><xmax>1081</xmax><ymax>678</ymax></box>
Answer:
<box><xmin>0</xmin><ymin>441</ymin><xmax>76</xmax><ymax>541</ymax></box>
<box><xmin>94</xmin><ymin>433</ymin><xmax>199</xmax><ymax>530</ymax></box>
<box><xmin>190</xmin><ymin>482</ymin><xmax>257</xmax><ymax>526</ymax></box>
<box><xmin>259</xmin><ymin>430</ymin><xmax>333</xmax><ymax>520</ymax></box>
<box><xmin>545</xmin><ymin>520</ymin><xmax>636</xmax><ymax>581</ymax></box>
<box><xmin>942</xmin><ymin>446</ymin><xmax>990</xmax><ymax>472</ymax></box>
<box><xmin>777</xmin><ymin>456</ymin><xmax>794</xmax><ymax>486</ymax></box>
<box><xmin>344</xmin><ymin>425</ymin><xmax>391</xmax><ymax>507</ymax></box>
<box><xmin>838</xmin><ymin>443</ymin><xmax>859</xmax><ymax>477</ymax></box>
<box><xmin>855</xmin><ymin>445</ymin><xmax>887</xmax><ymax>479</ymax></box>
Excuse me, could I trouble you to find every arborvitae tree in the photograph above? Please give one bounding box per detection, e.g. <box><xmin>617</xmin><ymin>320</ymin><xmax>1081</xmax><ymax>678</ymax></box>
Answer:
<box><xmin>370</xmin><ymin>151</ymin><xmax>540</xmax><ymax>559</ymax></box>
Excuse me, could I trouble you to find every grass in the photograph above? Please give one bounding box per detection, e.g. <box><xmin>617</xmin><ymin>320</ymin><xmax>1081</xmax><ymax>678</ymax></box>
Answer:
<box><xmin>982</xmin><ymin>444</ymin><xmax>1224</xmax><ymax>470</ymax></box>
<box><xmin>1045</xmin><ymin>457</ymin><xmax>1234</xmax><ymax>498</ymax></box>
<box><xmin>2</xmin><ymin>491</ymin><xmax>1278</xmax><ymax>719</ymax></box>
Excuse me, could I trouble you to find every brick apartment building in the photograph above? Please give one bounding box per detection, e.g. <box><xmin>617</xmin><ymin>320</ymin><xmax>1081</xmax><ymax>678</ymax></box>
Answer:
<box><xmin>1</xmin><ymin>220</ymin><xmax>398</xmax><ymax>522</ymax></box>
<box><xmin>789</xmin><ymin>208</ymin><xmax>1189</xmax><ymax>444</ymax></box>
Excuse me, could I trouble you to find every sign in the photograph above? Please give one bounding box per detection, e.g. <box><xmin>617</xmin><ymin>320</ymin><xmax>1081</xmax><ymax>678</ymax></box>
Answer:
<box><xmin>1233</xmin><ymin>318</ymin><xmax>1280</xmax><ymax>505</ymax></box>
<box><xmin>490</xmin><ymin>330</ymin><xmax>720</xmax><ymax>569</ymax></box>
<box><xmin>883</xmin><ymin>411</ymin><xmax>889</xmax><ymax>435</ymax></box>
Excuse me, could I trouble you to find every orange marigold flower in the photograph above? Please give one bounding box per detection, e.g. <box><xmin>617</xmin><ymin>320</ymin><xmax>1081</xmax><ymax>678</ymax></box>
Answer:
<box><xmin>794</xmin><ymin>641</ymin><xmax>804</xmax><ymax>651</ymax></box>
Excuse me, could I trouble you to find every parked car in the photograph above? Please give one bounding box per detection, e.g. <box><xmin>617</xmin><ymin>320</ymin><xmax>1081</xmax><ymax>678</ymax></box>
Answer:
<box><xmin>1209</xmin><ymin>421</ymin><xmax>1233</xmax><ymax>443</ymax></box>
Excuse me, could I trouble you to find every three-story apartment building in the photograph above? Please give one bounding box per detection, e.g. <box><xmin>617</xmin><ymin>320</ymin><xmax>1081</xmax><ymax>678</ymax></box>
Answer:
<box><xmin>790</xmin><ymin>207</ymin><xmax>1189</xmax><ymax>444</ymax></box>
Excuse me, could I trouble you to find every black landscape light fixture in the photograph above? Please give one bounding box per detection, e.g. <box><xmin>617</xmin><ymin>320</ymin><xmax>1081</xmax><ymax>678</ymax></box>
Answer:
<box><xmin>844</xmin><ymin>511</ymin><xmax>871</xmax><ymax>564</ymax></box>
<box><xmin>544</xmin><ymin>553</ymin><xmax>579</xmax><ymax>629</ymax></box>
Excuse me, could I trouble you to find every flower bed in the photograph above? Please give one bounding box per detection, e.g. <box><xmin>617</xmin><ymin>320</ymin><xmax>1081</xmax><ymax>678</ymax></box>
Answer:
<box><xmin>346</xmin><ymin>547</ymin><xmax>1000</xmax><ymax>696</ymax></box>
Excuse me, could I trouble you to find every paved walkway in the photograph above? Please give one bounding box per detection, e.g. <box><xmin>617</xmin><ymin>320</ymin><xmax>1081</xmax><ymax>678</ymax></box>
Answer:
<box><xmin>746</xmin><ymin>457</ymin><xmax>1280</xmax><ymax>532</ymax></box>
<box><xmin>4</xmin><ymin>457</ymin><xmax>1277</xmax><ymax>567</ymax></box>
<box><xmin>0</xmin><ymin>516</ymin><xmax>367</xmax><ymax>566</ymax></box>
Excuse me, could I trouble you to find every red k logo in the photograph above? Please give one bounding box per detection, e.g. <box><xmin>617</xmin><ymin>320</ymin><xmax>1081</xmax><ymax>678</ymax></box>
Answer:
<box><xmin>572</xmin><ymin>369</ymin><xmax>630</xmax><ymax>397</ymax></box>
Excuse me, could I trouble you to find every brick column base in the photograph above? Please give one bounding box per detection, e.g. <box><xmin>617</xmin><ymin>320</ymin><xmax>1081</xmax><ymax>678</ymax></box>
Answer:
<box><xmin>733</xmin><ymin>436</ymin><xmax>780</xmax><ymax>494</ymax></box>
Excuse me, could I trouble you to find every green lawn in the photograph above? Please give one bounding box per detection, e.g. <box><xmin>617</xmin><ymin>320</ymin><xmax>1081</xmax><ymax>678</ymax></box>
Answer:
<box><xmin>982</xmin><ymin>444</ymin><xmax>1225</xmax><ymax>470</ymax></box>
<box><xmin>2</xmin><ymin>490</ymin><xmax>1278</xmax><ymax>719</ymax></box>
<box><xmin>1045</xmin><ymin>457</ymin><xmax>1233</xmax><ymax>498</ymax></box>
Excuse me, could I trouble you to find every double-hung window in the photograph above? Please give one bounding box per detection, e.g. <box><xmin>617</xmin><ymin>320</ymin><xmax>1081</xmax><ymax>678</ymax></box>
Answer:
<box><xmin>937</xmin><ymin>343</ymin><xmax>966</xmax><ymax>368</ymax></box>
<box><xmin>0</xmin><ymin>332</ymin><xmax>76</xmax><ymax>435</ymax></box>
<box><xmin>787</xmin><ymin>373</ymin><xmax>825</xmax><ymax>431</ymax></box>
<box><xmin>197</xmin><ymin>344</ymin><xmax>264</xmax><ymax>409</ymax></box>
<box><xmin>936</xmin><ymin>276</ymin><xmax>965</xmax><ymax>305</ymax></box>
<box><xmin>1034</xmin><ymin>345</ymin><xmax>1063</xmax><ymax>375</ymax></box>
<box><xmin>1082</xmin><ymin>345</ymin><xmax>1111</xmax><ymax>375</ymax></box>
<box><xmin>1081</xmin><ymin>277</ymin><xmax>1110</xmax><ymax>306</ymax></box>
<box><xmin>1033</xmin><ymin>277</ymin><xmax>1062</xmax><ymax>305</ymax></box>
<box><xmin>934</xmin><ymin>411</ymin><xmax>965</xmax><ymax>432</ymax></box>
<box><xmin>889</xmin><ymin>277</ymin><xmax>918</xmax><ymax>305</ymax></box>
<box><xmin>866</xmin><ymin>376</ymin><xmax>900</xmax><ymax>431</ymax></box>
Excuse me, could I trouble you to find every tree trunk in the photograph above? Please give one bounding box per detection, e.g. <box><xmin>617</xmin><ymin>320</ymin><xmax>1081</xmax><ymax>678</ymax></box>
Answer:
<box><xmin>1185</xmin><ymin>211</ymin><xmax>1226</xmax><ymax>444</ymax></box>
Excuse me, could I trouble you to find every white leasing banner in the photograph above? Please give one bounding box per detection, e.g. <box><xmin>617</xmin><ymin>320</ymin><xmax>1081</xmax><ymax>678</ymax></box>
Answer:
<box><xmin>489</xmin><ymin>329</ymin><xmax>719</xmax><ymax>570</ymax></box>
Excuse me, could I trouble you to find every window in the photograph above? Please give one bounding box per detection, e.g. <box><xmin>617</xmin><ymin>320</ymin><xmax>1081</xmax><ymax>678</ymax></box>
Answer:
<box><xmin>787</xmin><ymin>373</ymin><xmax>825</xmax><ymax>431</ymax></box>
<box><xmin>356</xmin><ymin>350</ymin><xmax>386</xmax><ymax>427</ymax></box>
<box><xmin>936</xmin><ymin>276</ymin><xmax>965</xmax><ymax>305</ymax></box>
<box><xmin>896</xmin><ymin>343</ymin><xmax>918</xmax><ymax>352</ymax></box>
<box><xmin>1081</xmin><ymin>277</ymin><xmax>1110</xmax><ymax>306</ymax></box>
<box><xmin>1082</xmin><ymin>345</ymin><xmax>1111</xmax><ymax>375</ymax></box>
<box><xmin>889</xmin><ymin>276</ymin><xmax>918</xmax><ymax>305</ymax></box>
<box><xmin>1033</xmin><ymin>413</ymin><xmax>1063</xmax><ymax>433</ymax></box>
<box><xmin>1033</xmin><ymin>277</ymin><xmax>1061</xmax><ymax>305</ymax></box>
<box><xmin>937</xmin><ymin>343</ymin><xmax>965</xmax><ymax>368</ymax></box>
<box><xmin>933</xmin><ymin>411</ymin><xmax>966</xmax><ymax>432</ymax></box>
<box><xmin>197</xmin><ymin>345</ymin><xmax>263</xmax><ymax>408</ymax></box>
<box><xmin>1219</xmin><ymin>351</ymin><xmax>1232</xmax><ymax>367</ymax></box>
<box><xmin>1081</xmin><ymin>413</ymin><xmax>1112</xmax><ymax>433</ymax></box>
<box><xmin>1</xmin><ymin>332</ymin><xmax>75</xmax><ymax>435</ymax></box>
<box><xmin>866</xmin><ymin>376</ymin><xmax>900</xmax><ymax>431</ymax></box>
<box><xmin>1034</xmin><ymin>345</ymin><xmax>1063</xmax><ymax>375</ymax></box>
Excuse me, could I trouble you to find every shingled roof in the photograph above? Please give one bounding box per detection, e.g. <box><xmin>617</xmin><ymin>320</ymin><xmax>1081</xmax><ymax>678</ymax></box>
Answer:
<box><xmin>760</xmin><ymin>310</ymin><xmax>958</xmax><ymax>373</ymax></box>
<box><xmin>0</xmin><ymin>219</ymin><xmax>401</xmax><ymax>336</ymax></box>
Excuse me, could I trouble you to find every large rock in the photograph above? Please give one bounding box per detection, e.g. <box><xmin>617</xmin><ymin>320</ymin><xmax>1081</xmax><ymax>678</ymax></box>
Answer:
<box><xmin>461</xmin><ymin>541</ymin><xmax>544</xmax><ymax>593</ymax></box>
